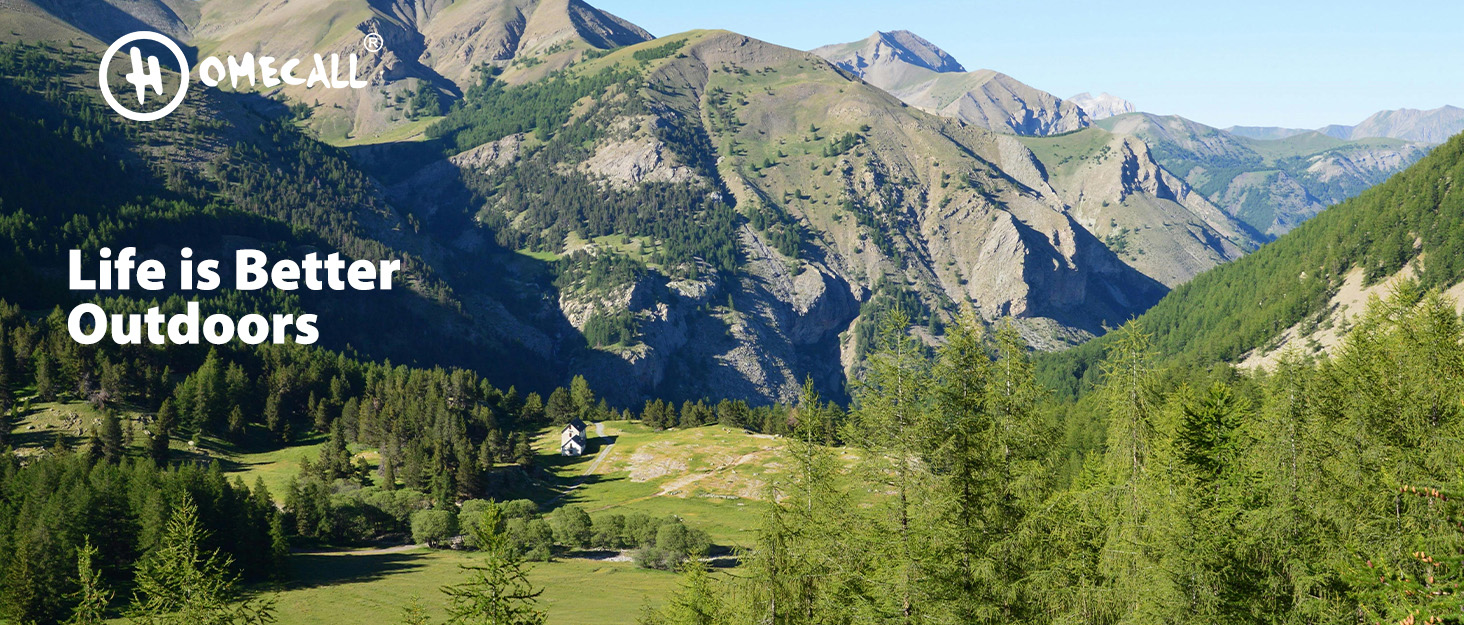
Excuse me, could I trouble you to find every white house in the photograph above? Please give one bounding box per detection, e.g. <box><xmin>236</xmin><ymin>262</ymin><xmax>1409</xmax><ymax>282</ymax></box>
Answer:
<box><xmin>560</xmin><ymin>418</ymin><xmax>588</xmax><ymax>456</ymax></box>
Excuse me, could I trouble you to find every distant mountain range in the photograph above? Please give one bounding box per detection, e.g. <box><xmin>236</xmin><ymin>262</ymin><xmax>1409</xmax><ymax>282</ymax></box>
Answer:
<box><xmin>1230</xmin><ymin>105</ymin><xmax>1464</xmax><ymax>144</ymax></box>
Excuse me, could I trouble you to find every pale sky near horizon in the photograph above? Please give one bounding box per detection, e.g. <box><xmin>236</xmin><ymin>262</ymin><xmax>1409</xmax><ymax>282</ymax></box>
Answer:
<box><xmin>592</xmin><ymin>0</ymin><xmax>1464</xmax><ymax>130</ymax></box>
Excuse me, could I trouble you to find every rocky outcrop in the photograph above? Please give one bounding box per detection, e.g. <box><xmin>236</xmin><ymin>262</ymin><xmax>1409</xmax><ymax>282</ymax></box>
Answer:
<box><xmin>1029</xmin><ymin>132</ymin><xmax>1257</xmax><ymax>287</ymax></box>
<box><xmin>1069</xmin><ymin>92</ymin><xmax>1136</xmax><ymax>120</ymax></box>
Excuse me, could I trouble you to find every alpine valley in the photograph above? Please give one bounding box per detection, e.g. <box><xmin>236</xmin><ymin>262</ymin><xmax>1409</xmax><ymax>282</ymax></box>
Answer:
<box><xmin>4</xmin><ymin>1</ymin><xmax>1464</xmax><ymax>624</ymax></box>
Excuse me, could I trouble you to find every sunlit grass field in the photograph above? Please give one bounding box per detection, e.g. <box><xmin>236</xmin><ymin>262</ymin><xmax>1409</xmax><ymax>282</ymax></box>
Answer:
<box><xmin>262</xmin><ymin>548</ymin><xmax>679</xmax><ymax>625</ymax></box>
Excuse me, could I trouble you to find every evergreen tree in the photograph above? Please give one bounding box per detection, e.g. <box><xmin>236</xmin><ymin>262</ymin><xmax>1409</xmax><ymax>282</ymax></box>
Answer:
<box><xmin>545</xmin><ymin>388</ymin><xmax>574</xmax><ymax>425</ymax></box>
<box><xmin>639</xmin><ymin>563</ymin><xmax>725</xmax><ymax>625</ymax></box>
<box><xmin>149</xmin><ymin>399</ymin><xmax>176</xmax><ymax>467</ymax></box>
<box><xmin>65</xmin><ymin>538</ymin><xmax>112</xmax><ymax>625</ymax></box>
<box><xmin>569</xmin><ymin>376</ymin><xmax>594</xmax><ymax>421</ymax></box>
<box><xmin>99</xmin><ymin>411</ymin><xmax>123</xmax><ymax>464</ymax></box>
<box><xmin>400</xmin><ymin>595</ymin><xmax>433</xmax><ymax>625</ymax></box>
<box><xmin>843</xmin><ymin>310</ymin><xmax>932</xmax><ymax>624</ymax></box>
<box><xmin>440</xmin><ymin>506</ymin><xmax>546</xmax><ymax>625</ymax></box>
<box><xmin>128</xmin><ymin>495</ymin><xmax>274</xmax><ymax>625</ymax></box>
<box><xmin>1094</xmin><ymin>321</ymin><xmax>1174</xmax><ymax>622</ymax></box>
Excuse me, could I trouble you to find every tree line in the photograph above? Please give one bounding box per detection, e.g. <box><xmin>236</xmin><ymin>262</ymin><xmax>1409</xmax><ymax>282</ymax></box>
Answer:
<box><xmin>644</xmin><ymin>288</ymin><xmax>1464</xmax><ymax>624</ymax></box>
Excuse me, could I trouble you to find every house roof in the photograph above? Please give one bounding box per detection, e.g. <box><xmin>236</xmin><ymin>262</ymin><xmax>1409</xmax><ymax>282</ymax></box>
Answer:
<box><xmin>564</xmin><ymin>418</ymin><xmax>587</xmax><ymax>433</ymax></box>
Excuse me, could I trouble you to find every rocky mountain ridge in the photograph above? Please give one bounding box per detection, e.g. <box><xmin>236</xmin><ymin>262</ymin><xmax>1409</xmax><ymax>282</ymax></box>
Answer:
<box><xmin>811</xmin><ymin>31</ymin><xmax>1088</xmax><ymax>136</ymax></box>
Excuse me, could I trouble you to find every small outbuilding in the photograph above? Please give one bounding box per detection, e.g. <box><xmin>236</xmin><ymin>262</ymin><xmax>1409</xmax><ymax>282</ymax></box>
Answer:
<box><xmin>560</xmin><ymin>418</ymin><xmax>588</xmax><ymax>456</ymax></box>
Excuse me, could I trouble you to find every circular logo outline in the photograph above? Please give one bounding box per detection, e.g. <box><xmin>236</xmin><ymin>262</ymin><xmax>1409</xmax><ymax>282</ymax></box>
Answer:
<box><xmin>363</xmin><ymin>33</ymin><xmax>384</xmax><ymax>53</ymax></box>
<box><xmin>99</xmin><ymin>31</ymin><xmax>190</xmax><ymax>122</ymax></box>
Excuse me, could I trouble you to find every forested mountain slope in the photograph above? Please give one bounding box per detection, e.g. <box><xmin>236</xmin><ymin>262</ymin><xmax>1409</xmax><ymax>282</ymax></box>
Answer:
<box><xmin>1038</xmin><ymin>130</ymin><xmax>1464</xmax><ymax>398</ymax></box>
<box><xmin>0</xmin><ymin>41</ymin><xmax>561</xmax><ymax>389</ymax></box>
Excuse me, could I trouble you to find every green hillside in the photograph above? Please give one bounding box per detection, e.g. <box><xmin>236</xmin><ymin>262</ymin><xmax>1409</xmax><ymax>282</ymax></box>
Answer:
<box><xmin>1038</xmin><ymin>131</ymin><xmax>1464</xmax><ymax>399</ymax></box>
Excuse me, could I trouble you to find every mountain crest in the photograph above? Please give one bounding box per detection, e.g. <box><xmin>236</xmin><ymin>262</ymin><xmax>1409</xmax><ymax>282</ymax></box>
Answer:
<box><xmin>868</xmin><ymin>30</ymin><xmax>965</xmax><ymax>73</ymax></box>
<box><xmin>811</xmin><ymin>29</ymin><xmax>965</xmax><ymax>76</ymax></box>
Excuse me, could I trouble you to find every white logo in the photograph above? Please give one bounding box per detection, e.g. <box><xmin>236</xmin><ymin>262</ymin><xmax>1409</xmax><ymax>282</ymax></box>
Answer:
<box><xmin>99</xmin><ymin>31</ymin><xmax>378</xmax><ymax>122</ymax></box>
<box><xmin>99</xmin><ymin>31</ymin><xmax>189</xmax><ymax>122</ymax></box>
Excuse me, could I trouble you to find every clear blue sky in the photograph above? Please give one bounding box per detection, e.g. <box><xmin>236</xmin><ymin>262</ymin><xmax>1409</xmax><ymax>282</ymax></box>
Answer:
<box><xmin>592</xmin><ymin>0</ymin><xmax>1464</xmax><ymax>129</ymax></box>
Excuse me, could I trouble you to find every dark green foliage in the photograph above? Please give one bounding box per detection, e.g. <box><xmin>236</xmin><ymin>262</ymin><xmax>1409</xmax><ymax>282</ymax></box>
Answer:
<box><xmin>583</xmin><ymin>311</ymin><xmax>639</xmax><ymax>348</ymax></box>
<box><xmin>0</xmin><ymin>454</ymin><xmax>282</xmax><ymax>624</ymax></box>
<box><xmin>427</xmin><ymin>65</ymin><xmax>640</xmax><ymax>153</ymax></box>
<box><xmin>821</xmin><ymin>132</ymin><xmax>860</xmax><ymax>158</ymax></box>
<box><xmin>407</xmin><ymin>83</ymin><xmax>445</xmax><ymax>119</ymax></box>
<box><xmin>853</xmin><ymin>277</ymin><xmax>935</xmax><ymax>361</ymax></box>
<box><xmin>631</xmin><ymin>40</ymin><xmax>688</xmax><ymax>63</ymax></box>
<box><xmin>747</xmin><ymin>201</ymin><xmax>803</xmax><ymax>259</ymax></box>
<box><xmin>554</xmin><ymin>252</ymin><xmax>646</xmax><ymax>293</ymax></box>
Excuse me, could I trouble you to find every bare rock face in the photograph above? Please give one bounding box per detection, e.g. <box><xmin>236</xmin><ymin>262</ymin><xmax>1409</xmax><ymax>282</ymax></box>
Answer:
<box><xmin>1069</xmin><ymin>92</ymin><xmax>1136</xmax><ymax>120</ymax></box>
<box><xmin>580</xmin><ymin>117</ymin><xmax>699</xmax><ymax>187</ymax></box>
<box><xmin>1098</xmin><ymin>113</ymin><xmax>1430</xmax><ymax>239</ymax></box>
<box><xmin>1306</xmin><ymin>143</ymin><xmax>1428</xmax><ymax>184</ymax></box>
<box><xmin>1017</xmin><ymin>129</ymin><xmax>1257</xmax><ymax>288</ymax></box>
<box><xmin>451</xmin><ymin>134</ymin><xmax>525</xmax><ymax>172</ymax></box>
<box><xmin>148</xmin><ymin>0</ymin><xmax>653</xmax><ymax>139</ymax></box>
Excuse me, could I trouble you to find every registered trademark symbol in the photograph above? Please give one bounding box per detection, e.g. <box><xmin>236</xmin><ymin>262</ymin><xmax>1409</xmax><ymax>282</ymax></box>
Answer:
<box><xmin>363</xmin><ymin>33</ymin><xmax>384</xmax><ymax>53</ymax></box>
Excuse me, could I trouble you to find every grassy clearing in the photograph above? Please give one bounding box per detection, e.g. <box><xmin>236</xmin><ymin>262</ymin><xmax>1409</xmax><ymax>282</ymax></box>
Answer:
<box><xmin>525</xmin><ymin>421</ymin><xmax>863</xmax><ymax>547</ymax></box>
<box><xmin>264</xmin><ymin>548</ymin><xmax>678</xmax><ymax>625</ymax></box>
<box><xmin>1017</xmin><ymin>127</ymin><xmax>1116</xmax><ymax>180</ymax></box>
<box><xmin>333</xmin><ymin>116</ymin><xmax>443</xmax><ymax>147</ymax></box>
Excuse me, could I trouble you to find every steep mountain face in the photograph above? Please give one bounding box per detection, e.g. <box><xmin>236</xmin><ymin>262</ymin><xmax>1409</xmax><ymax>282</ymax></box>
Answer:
<box><xmin>377</xmin><ymin>29</ymin><xmax>1165</xmax><ymax>405</ymax></box>
<box><xmin>0</xmin><ymin>0</ymin><xmax>196</xmax><ymax>44</ymax></box>
<box><xmin>812</xmin><ymin>31</ymin><xmax>1088</xmax><ymax>136</ymax></box>
<box><xmin>1098</xmin><ymin>112</ymin><xmax>1429</xmax><ymax>237</ymax></box>
<box><xmin>1017</xmin><ymin>128</ymin><xmax>1260</xmax><ymax>287</ymax></box>
<box><xmin>1321</xmin><ymin>105</ymin><xmax>1464</xmax><ymax>144</ymax></box>
<box><xmin>0</xmin><ymin>39</ymin><xmax>565</xmax><ymax>390</ymax></box>
<box><xmin>3</xmin><ymin>0</ymin><xmax>653</xmax><ymax>141</ymax></box>
<box><xmin>1068</xmin><ymin>92</ymin><xmax>1134</xmax><ymax>120</ymax></box>
<box><xmin>196</xmin><ymin>0</ymin><xmax>651</xmax><ymax>140</ymax></box>
<box><xmin>4</xmin><ymin>0</ymin><xmax>1430</xmax><ymax>408</ymax></box>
